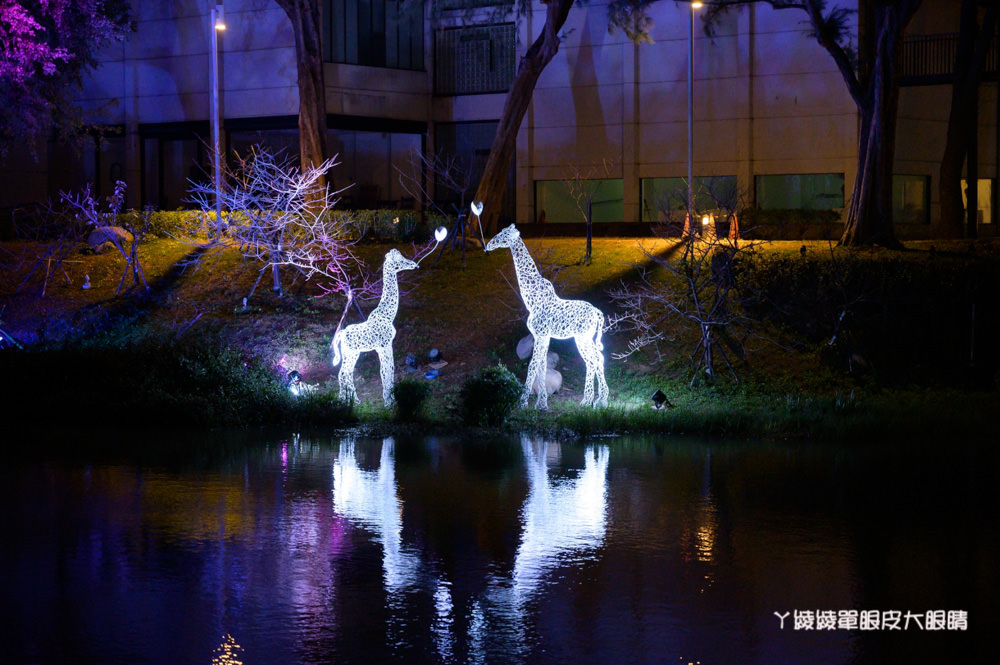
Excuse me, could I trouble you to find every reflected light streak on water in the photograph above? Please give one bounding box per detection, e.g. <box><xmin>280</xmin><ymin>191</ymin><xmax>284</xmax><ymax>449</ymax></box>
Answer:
<box><xmin>1</xmin><ymin>432</ymin><xmax>995</xmax><ymax>664</ymax></box>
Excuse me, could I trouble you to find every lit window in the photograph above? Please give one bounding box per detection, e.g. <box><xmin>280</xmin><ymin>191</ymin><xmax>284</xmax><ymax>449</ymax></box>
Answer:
<box><xmin>755</xmin><ymin>173</ymin><xmax>844</xmax><ymax>211</ymax></box>
<box><xmin>534</xmin><ymin>179</ymin><xmax>624</xmax><ymax>223</ymax></box>
<box><xmin>641</xmin><ymin>176</ymin><xmax>737</xmax><ymax>221</ymax></box>
<box><xmin>961</xmin><ymin>178</ymin><xmax>994</xmax><ymax>224</ymax></box>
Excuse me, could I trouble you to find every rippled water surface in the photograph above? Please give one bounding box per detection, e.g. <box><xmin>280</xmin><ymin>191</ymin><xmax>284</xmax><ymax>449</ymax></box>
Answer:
<box><xmin>2</xmin><ymin>430</ymin><xmax>996</xmax><ymax>664</ymax></box>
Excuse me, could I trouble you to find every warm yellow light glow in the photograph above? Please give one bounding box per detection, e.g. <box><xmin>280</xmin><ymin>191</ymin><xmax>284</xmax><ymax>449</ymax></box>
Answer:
<box><xmin>214</xmin><ymin>6</ymin><xmax>226</xmax><ymax>30</ymax></box>
<box><xmin>702</xmin><ymin>215</ymin><xmax>710</xmax><ymax>226</ymax></box>
<box><xmin>692</xmin><ymin>1</ymin><xmax>704</xmax><ymax>9</ymax></box>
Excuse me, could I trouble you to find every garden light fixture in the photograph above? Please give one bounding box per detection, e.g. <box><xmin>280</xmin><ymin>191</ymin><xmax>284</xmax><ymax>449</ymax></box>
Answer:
<box><xmin>651</xmin><ymin>389</ymin><xmax>668</xmax><ymax>409</ymax></box>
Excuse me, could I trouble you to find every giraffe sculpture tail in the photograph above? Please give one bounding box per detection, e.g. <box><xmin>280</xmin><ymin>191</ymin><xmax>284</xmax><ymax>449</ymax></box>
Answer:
<box><xmin>595</xmin><ymin>311</ymin><xmax>605</xmax><ymax>353</ymax></box>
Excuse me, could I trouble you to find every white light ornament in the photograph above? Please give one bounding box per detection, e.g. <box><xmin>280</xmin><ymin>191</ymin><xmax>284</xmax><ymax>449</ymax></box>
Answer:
<box><xmin>415</xmin><ymin>226</ymin><xmax>449</xmax><ymax>266</ymax></box>
<box><xmin>331</xmin><ymin>249</ymin><xmax>418</xmax><ymax>406</ymax></box>
<box><xmin>485</xmin><ymin>223</ymin><xmax>609</xmax><ymax>409</ymax></box>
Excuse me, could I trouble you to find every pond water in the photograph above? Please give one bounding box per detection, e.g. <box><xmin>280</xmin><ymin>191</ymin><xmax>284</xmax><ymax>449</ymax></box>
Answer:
<box><xmin>2</xmin><ymin>430</ymin><xmax>996</xmax><ymax>665</ymax></box>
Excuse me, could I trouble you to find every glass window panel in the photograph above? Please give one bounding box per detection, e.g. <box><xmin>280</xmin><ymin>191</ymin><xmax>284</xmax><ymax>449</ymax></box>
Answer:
<box><xmin>435</xmin><ymin>24</ymin><xmax>515</xmax><ymax>95</ymax></box>
<box><xmin>435</xmin><ymin>121</ymin><xmax>514</xmax><ymax>220</ymax></box>
<box><xmin>161</xmin><ymin>138</ymin><xmax>201</xmax><ymax>211</ymax></box>
<box><xmin>961</xmin><ymin>178</ymin><xmax>993</xmax><ymax>224</ymax></box>
<box><xmin>326</xmin><ymin>0</ymin><xmax>423</xmax><ymax>71</ymax></box>
<box><xmin>641</xmin><ymin>176</ymin><xmax>737</xmax><ymax>221</ymax></box>
<box><xmin>143</xmin><ymin>137</ymin><xmax>159</xmax><ymax>208</ymax></box>
<box><xmin>755</xmin><ymin>173</ymin><xmax>844</xmax><ymax>210</ymax></box>
<box><xmin>892</xmin><ymin>174</ymin><xmax>929</xmax><ymax>224</ymax></box>
<box><xmin>535</xmin><ymin>179</ymin><xmax>624</xmax><ymax>223</ymax></box>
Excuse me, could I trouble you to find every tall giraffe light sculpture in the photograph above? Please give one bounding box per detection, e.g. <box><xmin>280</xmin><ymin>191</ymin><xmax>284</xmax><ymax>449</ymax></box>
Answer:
<box><xmin>486</xmin><ymin>224</ymin><xmax>609</xmax><ymax>409</ymax></box>
<box><xmin>331</xmin><ymin>249</ymin><xmax>418</xmax><ymax>406</ymax></box>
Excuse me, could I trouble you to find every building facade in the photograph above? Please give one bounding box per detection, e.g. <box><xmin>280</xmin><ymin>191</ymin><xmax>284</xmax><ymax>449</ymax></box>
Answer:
<box><xmin>1</xmin><ymin>0</ymin><xmax>996</xmax><ymax>239</ymax></box>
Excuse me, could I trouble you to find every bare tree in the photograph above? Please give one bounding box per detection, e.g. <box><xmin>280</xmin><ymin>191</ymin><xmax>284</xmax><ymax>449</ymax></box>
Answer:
<box><xmin>396</xmin><ymin>147</ymin><xmax>484</xmax><ymax>265</ymax></box>
<box><xmin>60</xmin><ymin>180</ymin><xmax>150</xmax><ymax>295</ymax></box>
<box><xmin>186</xmin><ymin>146</ymin><xmax>431</xmax><ymax>342</ymax></box>
<box><xmin>610</xmin><ymin>189</ymin><xmax>761</xmax><ymax>385</ymax></box>
<box><xmin>11</xmin><ymin>198</ymin><xmax>89</xmax><ymax>296</ymax></box>
<box><xmin>563</xmin><ymin>158</ymin><xmax>615</xmax><ymax>265</ymax></box>
<box><xmin>188</xmin><ymin>146</ymin><xmax>347</xmax><ymax>302</ymax></box>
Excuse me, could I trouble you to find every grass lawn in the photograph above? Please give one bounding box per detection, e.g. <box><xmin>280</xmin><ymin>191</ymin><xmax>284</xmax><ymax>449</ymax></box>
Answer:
<box><xmin>2</xmin><ymin>233</ymin><xmax>999</xmax><ymax>440</ymax></box>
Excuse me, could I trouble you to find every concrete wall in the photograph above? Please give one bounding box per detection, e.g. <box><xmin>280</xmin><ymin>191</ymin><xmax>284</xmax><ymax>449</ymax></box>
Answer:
<box><xmin>5</xmin><ymin>0</ymin><xmax>997</xmax><ymax>239</ymax></box>
<box><xmin>512</xmin><ymin>0</ymin><xmax>859</xmax><ymax>224</ymax></box>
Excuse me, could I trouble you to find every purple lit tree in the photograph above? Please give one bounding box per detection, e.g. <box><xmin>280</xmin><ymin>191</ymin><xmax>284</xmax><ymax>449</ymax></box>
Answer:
<box><xmin>0</xmin><ymin>0</ymin><xmax>132</xmax><ymax>155</ymax></box>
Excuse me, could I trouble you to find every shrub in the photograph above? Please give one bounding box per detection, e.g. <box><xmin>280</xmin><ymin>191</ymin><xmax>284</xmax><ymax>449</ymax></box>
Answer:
<box><xmin>343</xmin><ymin>209</ymin><xmax>431</xmax><ymax>243</ymax></box>
<box><xmin>459</xmin><ymin>364</ymin><xmax>522</xmax><ymax>427</ymax></box>
<box><xmin>392</xmin><ymin>378</ymin><xmax>431</xmax><ymax>421</ymax></box>
<box><xmin>117</xmin><ymin>210</ymin><xmax>204</xmax><ymax>238</ymax></box>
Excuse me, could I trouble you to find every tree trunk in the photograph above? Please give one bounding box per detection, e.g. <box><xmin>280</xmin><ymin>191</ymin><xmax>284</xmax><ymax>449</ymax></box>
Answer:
<box><xmin>474</xmin><ymin>0</ymin><xmax>575</xmax><ymax>236</ymax></box>
<box><xmin>276</xmin><ymin>0</ymin><xmax>327</xmax><ymax>189</ymax></box>
<box><xmin>840</xmin><ymin>5</ymin><xmax>910</xmax><ymax>248</ymax></box>
<box><xmin>939</xmin><ymin>0</ymin><xmax>998</xmax><ymax>238</ymax></box>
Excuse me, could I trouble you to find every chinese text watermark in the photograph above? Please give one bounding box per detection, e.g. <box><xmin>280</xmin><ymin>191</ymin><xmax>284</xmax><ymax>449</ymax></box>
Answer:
<box><xmin>774</xmin><ymin>610</ymin><xmax>968</xmax><ymax>631</ymax></box>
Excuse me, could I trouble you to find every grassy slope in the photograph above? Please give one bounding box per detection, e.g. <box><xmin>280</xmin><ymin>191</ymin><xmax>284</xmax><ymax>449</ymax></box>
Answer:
<box><xmin>2</xmin><ymin>235</ymin><xmax>999</xmax><ymax>439</ymax></box>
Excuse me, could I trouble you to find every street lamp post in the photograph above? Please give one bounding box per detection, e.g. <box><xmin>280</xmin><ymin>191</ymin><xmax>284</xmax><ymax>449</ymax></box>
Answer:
<box><xmin>210</xmin><ymin>4</ymin><xmax>226</xmax><ymax>238</ymax></box>
<box><xmin>688</xmin><ymin>1</ymin><xmax>703</xmax><ymax>236</ymax></box>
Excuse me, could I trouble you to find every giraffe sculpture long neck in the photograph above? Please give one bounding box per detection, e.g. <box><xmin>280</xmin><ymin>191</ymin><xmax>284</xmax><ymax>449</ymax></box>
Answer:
<box><xmin>509</xmin><ymin>235</ymin><xmax>551</xmax><ymax>310</ymax></box>
<box><xmin>371</xmin><ymin>264</ymin><xmax>400</xmax><ymax>322</ymax></box>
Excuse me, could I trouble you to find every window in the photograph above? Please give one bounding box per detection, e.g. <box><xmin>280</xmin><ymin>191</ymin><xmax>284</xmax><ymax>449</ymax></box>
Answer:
<box><xmin>535</xmin><ymin>179</ymin><xmax>624</xmax><ymax>224</ymax></box>
<box><xmin>755</xmin><ymin>173</ymin><xmax>844</xmax><ymax>210</ymax></box>
<box><xmin>435</xmin><ymin>24</ymin><xmax>515</xmax><ymax>95</ymax></box>
<box><xmin>139</xmin><ymin>126</ymin><xmax>210</xmax><ymax>210</ymax></box>
<box><xmin>435</xmin><ymin>121</ymin><xmax>515</xmax><ymax>223</ymax></box>
<box><xmin>330</xmin><ymin>129</ymin><xmax>422</xmax><ymax>209</ymax></box>
<box><xmin>961</xmin><ymin>178</ymin><xmax>994</xmax><ymax>225</ymax></box>
<box><xmin>893</xmin><ymin>174</ymin><xmax>929</xmax><ymax>224</ymax></box>
<box><xmin>325</xmin><ymin>0</ymin><xmax>423</xmax><ymax>70</ymax></box>
<box><xmin>436</xmin><ymin>0</ymin><xmax>512</xmax><ymax>9</ymax></box>
<box><xmin>641</xmin><ymin>176</ymin><xmax>737</xmax><ymax>221</ymax></box>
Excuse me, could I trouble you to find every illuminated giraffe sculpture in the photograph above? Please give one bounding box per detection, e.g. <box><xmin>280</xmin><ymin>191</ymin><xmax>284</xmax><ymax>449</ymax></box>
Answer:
<box><xmin>486</xmin><ymin>224</ymin><xmax>609</xmax><ymax>409</ymax></box>
<box><xmin>331</xmin><ymin>249</ymin><xmax>418</xmax><ymax>406</ymax></box>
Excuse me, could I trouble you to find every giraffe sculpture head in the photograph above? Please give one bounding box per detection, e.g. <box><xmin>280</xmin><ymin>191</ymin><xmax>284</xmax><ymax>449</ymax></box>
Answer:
<box><xmin>485</xmin><ymin>224</ymin><xmax>520</xmax><ymax>252</ymax></box>
<box><xmin>383</xmin><ymin>248</ymin><xmax>418</xmax><ymax>274</ymax></box>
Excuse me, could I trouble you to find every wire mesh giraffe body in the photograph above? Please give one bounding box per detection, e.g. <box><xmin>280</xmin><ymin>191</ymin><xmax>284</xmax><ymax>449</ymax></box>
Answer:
<box><xmin>486</xmin><ymin>224</ymin><xmax>609</xmax><ymax>409</ymax></box>
<box><xmin>331</xmin><ymin>249</ymin><xmax>418</xmax><ymax>406</ymax></box>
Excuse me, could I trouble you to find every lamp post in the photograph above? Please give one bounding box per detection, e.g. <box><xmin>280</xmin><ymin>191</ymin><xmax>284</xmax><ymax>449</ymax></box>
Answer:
<box><xmin>210</xmin><ymin>4</ymin><xmax>226</xmax><ymax>238</ymax></box>
<box><xmin>688</xmin><ymin>1</ymin><xmax>703</xmax><ymax>235</ymax></box>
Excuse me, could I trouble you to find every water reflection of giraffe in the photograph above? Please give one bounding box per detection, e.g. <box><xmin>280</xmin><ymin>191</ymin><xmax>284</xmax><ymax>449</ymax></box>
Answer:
<box><xmin>331</xmin><ymin>435</ymin><xmax>610</xmax><ymax>661</ymax></box>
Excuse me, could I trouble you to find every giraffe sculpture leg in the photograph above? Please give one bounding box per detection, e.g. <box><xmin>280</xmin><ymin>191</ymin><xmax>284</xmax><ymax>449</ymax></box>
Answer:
<box><xmin>376</xmin><ymin>345</ymin><xmax>395</xmax><ymax>407</ymax></box>
<box><xmin>338</xmin><ymin>347</ymin><xmax>362</xmax><ymax>404</ymax></box>
<box><xmin>594</xmin><ymin>348</ymin><xmax>609</xmax><ymax>407</ymax></box>
<box><xmin>575</xmin><ymin>335</ymin><xmax>597</xmax><ymax>407</ymax></box>
<box><xmin>524</xmin><ymin>334</ymin><xmax>551</xmax><ymax>409</ymax></box>
<box><xmin>575</xmin><ymin>334</ymin><xmax>609</xmax><ymax>408</ymax></box>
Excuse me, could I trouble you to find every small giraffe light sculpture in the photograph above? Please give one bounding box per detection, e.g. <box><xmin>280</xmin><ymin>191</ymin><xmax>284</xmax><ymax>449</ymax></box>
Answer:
<box><xmin>331</xmin><ymin>249</ymin><xmax>418</xmax><ymax>406</ymax></box>
<box><xmin>486</xmin><ymin>223</ymin><xmax>609</xmax><ymax>409</ymax></box>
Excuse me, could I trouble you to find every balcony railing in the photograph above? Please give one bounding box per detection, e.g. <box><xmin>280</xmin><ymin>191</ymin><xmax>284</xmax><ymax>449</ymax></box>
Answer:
<box><xmin>900</xmin><ymin>33</ymin><xmax>1000</xmax><ymax>85</ymax></box>
<box><xmin>434</xmin><ymin>23</ymin><xmax>515</xmax><ymax>95</ymax></box>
